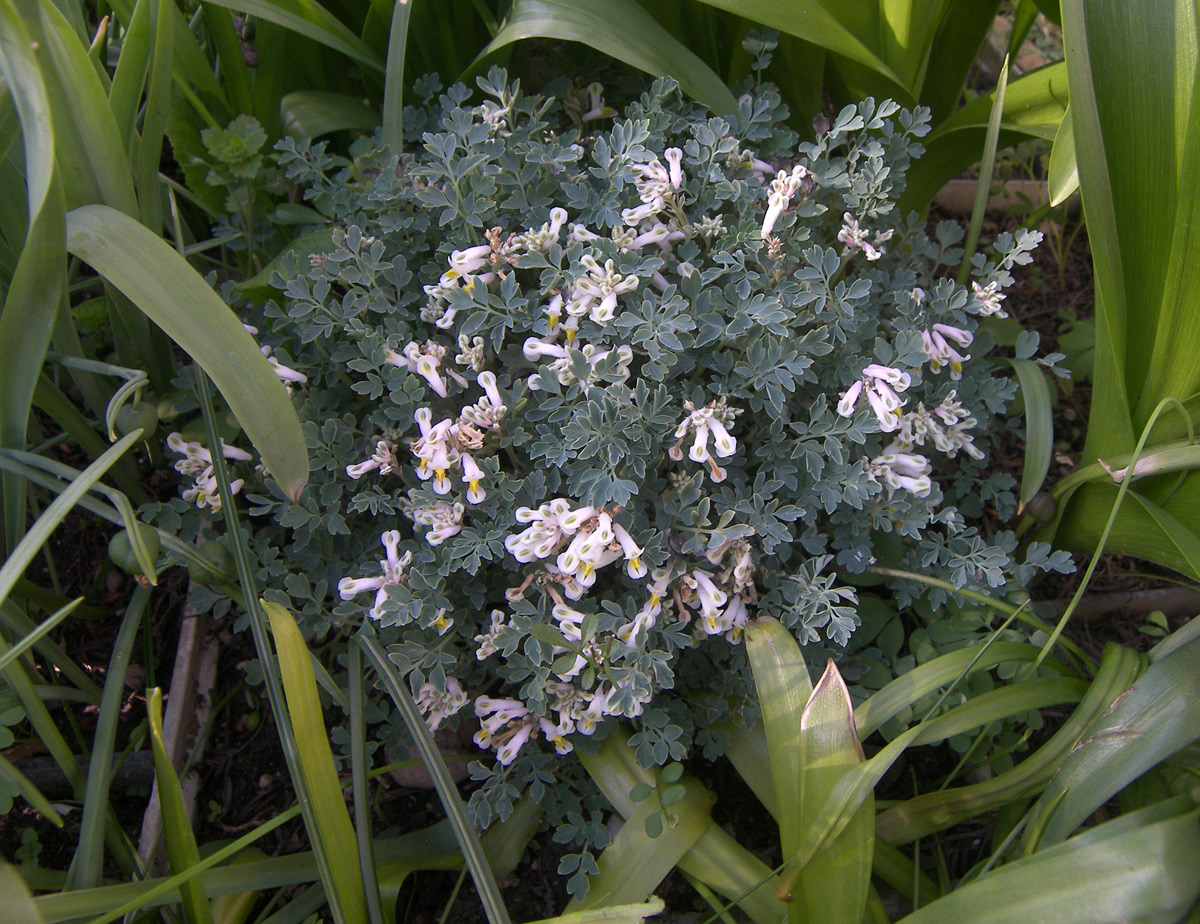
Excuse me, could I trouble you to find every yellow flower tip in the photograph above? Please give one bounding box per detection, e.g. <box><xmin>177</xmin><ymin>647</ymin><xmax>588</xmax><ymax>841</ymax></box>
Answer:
<box><xmin>435</xmin><ymin>467</ymin><xmax>447</xmax><ymax>481</ymax></box>
<box><xmin>565</xmin><ymin>329</ymin><xmax>576</xmax><ymax>344</ymax></box>
<box><xmin>649</xmin><ymin>593</ymin><xmax>661</xmax><ymax>607</ymax></box>
<box><xmin>582</xmin><ymin>563</ymin><xmax>594</xmax><ymax>578</ymax></box>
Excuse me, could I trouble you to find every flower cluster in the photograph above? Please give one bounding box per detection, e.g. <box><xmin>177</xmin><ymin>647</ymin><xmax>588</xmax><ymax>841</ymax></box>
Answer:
<box><xmin>166</xmin><ymin>433</ymin><xmax>253</xmax><ymax>511</ymax></box>
<box><xmin>153</xmin><ymin>73</ymin><xmax>1068</xmax><ymax>871</ymax></box>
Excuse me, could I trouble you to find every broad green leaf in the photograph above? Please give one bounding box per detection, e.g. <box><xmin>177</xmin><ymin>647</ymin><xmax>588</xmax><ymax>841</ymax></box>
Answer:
<box><xmin>875</xmin><ymin>644</ymin><xmax>1142</xmax><ymax>846</ymax></box>
<box><xmin>918</xmin><ymin>0</ymin><xmax>1000</xmax><ymax>122</ymax></box>
<box><xmin>66</xmin><ymin>205</ymin><xmax>309</xmax><ymax>503</ymax></box>
<box><xmin>149</xmin><ymin>687</ymin><xmax>214</xmax><ymax>924</ymax></box>
<box><xmin>788</xmin><ymin>661</ymin><xmax>872</xmax><ymax>924</ymax></box>
<box><xmin>1059</xmin><ymin>0</ymin><xmax>1200</xmax><ymax>452</ymax></box>
<box><xmin>202</xmin><ymin>0</ymin><xmax>384</xmax><ymax>72</ymax></box>
<box><xmin>27</xmin><ymin>0</ymin><xmax>139</xmax><ymax>214</ymax></box>
<box><xmin>0</xmin><ymin>0</ymin><xmax>66</xmax><ymax>551</ymax></box>
<box><xmin>571</xmin><ymin>778</ymin><xmax>711</xmax><ymax>910</ymax></box>
<box><xmin>233</xmin><ymin>227</ymin><xmax>338</xmax><ymax>302</ymax></box>
<box><xmin>0</xmin><ymin>863</ymin><xmax>43</xmax><ymax>924</ymax></box>
<box><xmin>135</xmin><ymin>0</ymin><xmax>174</xmax><ymax>231</ymax></box>
<box><xmin>746</xmin><ymin>617</ymin><xmax>812</xmax><ymax>858</ymax></box>
<box><xmin>579</xmin><ymin>733</ymin><xmax>786</xmax><ymax>924</ymax></box>
<box><xmin>1052</xmin><ymin>482</ymin><xmax>1200</xmax><ymax>582</ymax></box>
<box><xmin>693</xmin><ymin>0</ymin><xmax>900</xmax><ymax>87</ymax></box>
<box><xmin>855</xmin><ymin>642</ymin><xmax>1049</xmax><ymax>739</ymax></box>
<box><xmin>265</xmin><ymin>601</ymin><xmax>367</xmax><ymax>924</ymax></box>
<box><xmin>476</xmin><ymin>0</ymin><xmax>738</xmax><ymax>115</ymax></box>
<box><xmin>529</xmin><ymin>899</ymin><xmax>666</xmax><ymax>924</ymax></box>
<box><xmin>1047</xmin><ymin>101</ymin><xmax>1078</xmax><ymax>206</ymax></box>
<box><xmin>1008</xmin><ymin>359</ymin><xmax>1054</xmax><ymax>510</ymax></box>
<box><xmin>1026</xmin><ymin>635</ymin><xmax>1200</xmax><ymax>847</ymax></box>
<box><xmin>381</xmin><ymin>0</ymin><xmax>411</xmax><ymax>153</ymax></box>
<box><xmin>900</xmin><ymin>61</ymin><xmax>1068</xmax><ymax>213</ymax></box>
<box><xmin>280</xmin><ymin>90</ymin><xmax>380</xmax><ymax>139</ymax></box>
<box><xmin>896</xmin><ymin>804</ymin><xmax>1200</xmax><ymax>924</ymax></box>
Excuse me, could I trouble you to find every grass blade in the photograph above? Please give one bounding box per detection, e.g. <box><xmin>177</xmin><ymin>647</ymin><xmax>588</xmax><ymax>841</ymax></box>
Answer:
<box><xmin>475</xmin><ymin>0</ymin><xmax>738</xmax><ymax>115</ymax></box>
<box><xmin>264</xmin><ymin>600</ymin><xmax>367</xmax><ymax>924</ymax></box>
<box><xmin>358</xmin><ymin>632</ymin><xmax>512</xmax><ymax>924</ymax></box>
<box><xmin>347</xmin><ymin>645</ymin><xmax>384</xmax><ymax>924</ymax></box>
<box><xmin>149</xmin><ymin>686</ymin><xmax>214</xmax><ymax>924</ymax></box>
<box><xmin>69</xmin><ymin>586</ymin><xmax>149</xmax><ymax>889</ymax></box>
<box><xmin>957</xmin><ymin>54</ymin><xmax>1010</xmax><ymax>285</ymax></box>
<box><xmin>66</xmin><ymin>205</ymin><xmax>309</xmax><ymax>503</ymax></box>
<box><xmin>381</xmin><ymin>0</ymin><xmax>411</xmax><ymax>153</ymax></box>
<box><xmin>135</xmin><ymin>0</ymin><xmax>174</xmax><ymax>232</ymax></box>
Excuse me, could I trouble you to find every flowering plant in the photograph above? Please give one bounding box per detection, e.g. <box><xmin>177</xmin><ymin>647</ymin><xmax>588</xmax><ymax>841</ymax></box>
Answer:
<box><xmin>147</xmin><ymin>70</ymin><xmax>1069</xmax><ymax>890</ymax></box>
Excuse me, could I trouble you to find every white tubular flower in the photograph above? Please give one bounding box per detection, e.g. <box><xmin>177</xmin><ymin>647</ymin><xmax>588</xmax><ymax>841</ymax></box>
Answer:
<box><xmin>473</xmin><ymin>697</ymin><xmax>536</xmax><ymax>765</ymax></box>
<box><xmin>516</xmin><ymin>207</ymin><xmax>570</xmax><ymax>253</ymax></box>
<box><xmin>576</xmin><ymin>686</ymin><xmax>614</xmax><ymax>736</ymax></box>
<box><xmin>573</xmin><ymin>255</ymin><xmax>639</xmax><ymax>324</ymax></box>
<box><xmin>445</xmin><ymin>244</ymin><xmax>492</xmax><ymax>279</ymax></box>
<box><xmin>896</xmin><ymin>392</ymin><xmax>984</xmax><ymax>461</ymax></box>
<box><xmin>387</xmin><ymin>341</ymin><xmax>450</xmax><ymax>398</ymax></box>
<box><xmin>663</xmin><ymin>147</ymin><xmax>684</xmax><ymax>188</ymax></box>
<box><xmin>612</xmin><ymin>522</ymin><xmax>647</xmax><ymax>578</ymax></box>
<box><xmin>972</xmin><ymin>280</ymin><xmax>1008</xmax><ymax>317</ymax></box>
<box><xmin>922</xmin><ymin>323</ymin><xmax>974</xmax><ymax>379</ymax></box>
<box><xmin>260</xmin><ymin>346</ymin><xmax>308</xmax><ymax>385</ymax></box>
<box><xmin>455</xmin><ymin>334</ymin><xmax>486</xmax><ymax>370</ymax></box>
<box><xmin>837</xmin><ymin>212</ymin><xmax>885</xmax><ymax>260</ymax></box>
<box><xmin>670</xmin><ymin>399</ymin><xmax>739</xmax><ymax>482</ymax></box>
<box><xmin>867</xmin><ymin>444</ymin><xmax>933</xmax><ymax>497</ymax></box>
<box><xmin>337</xmin><ymin>530</ymin><xmax>412</xmax><ymax>620</ymax></box>
<box><xmin>836</xmin><ymin>365</ymin><xmax>912</xmax><ymax>432</ymax></box>
<box><xmin>629</xmin><ymin>223</ymin><xmax>672</xmax><ymax>251</ymax></box>
<box><xmin>505</xmin><ymin>498</ymin><xmax>574</xmax><ymax>562</ymax></box>
<box><xmin>760</xmin><ymin>164</ymin><xmax>810</xmax><ymax>237</ymax></box>
<box><xmin>412</xmin><ymin>500</ymin><xmax>465</xmax><ymax>546</ymax></box>
<box><xmin>460</xmin><ymin>453</ymin><xmax>486</xmax><ymax>504</ymax></box>
<box><xmin>166</xmin><ymin>433</ymin><xmax>252</xmax><ymax>511</ymax></box>
<box><xmin>415</xmin><ymin>677</ymin><xmax>469</xmax><ymax>731</ymax></box>
<box><xmin>474</xmin><ymin>609</ymin><xmax>509</xmax><ymax>660</ymax></box>
<box><xmin>409</xmin><ymin>410</ymin><xmax>460</xmax><ymax>493</ymax></box>
<box><xmin>581</xmin><ymin>82</ymin><xmax>615</xmax><ymax>121</ymax></box>
<box><xmin>346</xmin><ymin>439</ymin><xmax>399</xmax><ymax>480</ymax></box>
<box><xmin>539</xmin><ymin>717</ymin><xmax>574</xmax><ymax>755</ymax></box>
<box><xmin>460</xmin><ymin>370</ymin><xmax>507</xmax><ymax>430</ymax></box>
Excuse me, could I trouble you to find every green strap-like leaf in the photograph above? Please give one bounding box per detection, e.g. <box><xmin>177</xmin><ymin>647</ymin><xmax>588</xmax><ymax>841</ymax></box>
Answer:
<box><xmin>1008</xmin><ymin>358</ymin><xmax>1054</xmax><ymax>510</ymax></box>
<box><xmin>694</xmin><ymin>0</ymin><xmax>901</xmax><ymax>88</ymax></box>
<box><xmin>0</xmin><ymin>863</ymin><xmax>43</xmax><ymax>924</ymax></box>
<box><xmin>476</xmin><ymin>0</ymin><xmax>738</xmax><ymax>115</ymax></box>
<box><xmin>202</xmin><ymin>0</ymin><xmax>384</xmax><ymax>71</ymax></box>
<box><xmin>1025</xmin><ymin>634</ymin><xmax>1200</xmax><ymax>847</ymax></box>
<box><xmin>149</xmin><ymin>687</ymin><xmax>215</xmax><ymax>924</ymax></box>
<box><xmin>571</xmin><ymin>779</ymin><xmax>712</xmax><ymax>911</ymax></box>
<box><xmin>746</xmin><ymin>617</ymin><xmax>812</xmax><ymax>859</ymax></box>
<box><xmin>0</xmin><ymin>0</ymin><xmax>67</xmax><ymax>551</ymax></box>
<box><xmin>1047</xmin><ymin>101</ymin><xmax>1078</xmax><ymax>206</ymax></box>
<box><xmin>895</xmin><ymin>804</ymin><xmax>1200</xmax><ymax>924</ymax></box>
<box><xmin>280</xmin><ymin>90</ymin><xmax>380</xmax><ymax>139</ymax></box>
<box><xmin>381</xmin><ymin>0</ymin><xmax>411</xmax><ymax>153</ymax></box>
<box><xmin>66</xmin><ymin>205</ymin><xmax>309</xmax><ymax>502</ymax></box>
<box><xmin>265</xmin><ymin>601</ymin><xmax>367</xmax><ymax>924</ymax></box>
